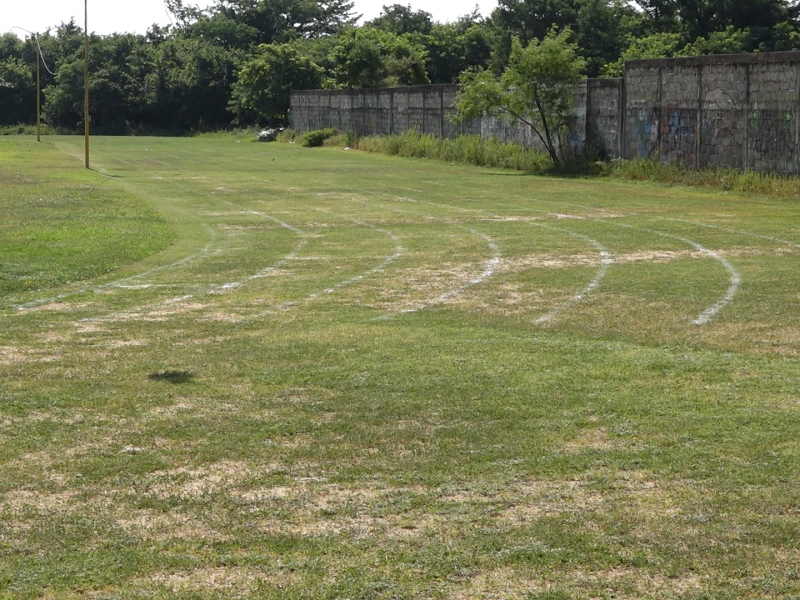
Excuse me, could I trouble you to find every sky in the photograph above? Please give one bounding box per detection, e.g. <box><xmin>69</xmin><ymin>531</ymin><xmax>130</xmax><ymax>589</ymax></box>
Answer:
<box><xmin>2</xmin><ymin>0</ymin><xmax>499</xmax><ymax>38</ymax></box>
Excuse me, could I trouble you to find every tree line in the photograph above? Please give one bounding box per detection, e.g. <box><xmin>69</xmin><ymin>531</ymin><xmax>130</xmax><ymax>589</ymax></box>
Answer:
<box><xmin>1</xmin><ymin>0</ymin><xmax>799</xmax><ymax>133</ymax></box>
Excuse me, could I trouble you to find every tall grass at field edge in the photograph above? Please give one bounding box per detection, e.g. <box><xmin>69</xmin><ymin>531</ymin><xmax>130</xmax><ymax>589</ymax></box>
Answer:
<box><xmin>602</xmin><ymin>157</ymin><xmax>800</xmax><ymax>198</ymax></box>
<box><xmin>284</xmin><ymin>128</ymin><xmax>800</xmax><ymax>199</ymax></box>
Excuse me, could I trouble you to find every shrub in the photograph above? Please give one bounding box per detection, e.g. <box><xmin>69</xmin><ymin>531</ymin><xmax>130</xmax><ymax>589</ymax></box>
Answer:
<box><xmin>323</xmin><ymin>130</ymin><xmax>357</xmax><ymax>147</ymax></box>
<box><xmin>300</xmin><ymin>128</ymin><xmax>337</xmax><ymax>147</ymax></box>
<box><xmin>599</xmin><ymin>158</ymin><xmax>800</xmax><ymax>198</ymax></box>
<box><xmin>276</xmin><ymin>128</ymin><xmax>299</xmax><ymax>143</ymax></box>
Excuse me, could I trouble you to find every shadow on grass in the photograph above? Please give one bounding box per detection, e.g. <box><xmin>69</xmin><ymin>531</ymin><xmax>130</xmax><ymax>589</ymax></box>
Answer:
<box><xmin>148</xmin><ymin>370</ymin><xmax>194</xmax><ymax>384</ymax></box>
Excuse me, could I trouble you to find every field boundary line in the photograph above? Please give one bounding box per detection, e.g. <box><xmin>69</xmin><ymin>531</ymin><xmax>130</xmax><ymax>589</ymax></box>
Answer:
<box><xmin>11</xmin><ymin>224</ymin><xmax>218</xmax><ymax>314</ymax></box>
<box><xmin>57</xmin><ymin>146</ymin><xmax>308</xmax><ymax>323</ymax></box>
<box><xmin>358</xmin><ymin>190</ymin><xmax>611</xmax><ymax>322</ymax></box>
<box><xmin>602</xmin><ymin>221</ymin><xmax>741</xmax><ymax>325</ymax></box>
<box><xmin>487</xmin><ymin>194</ymin><xmax>745</xmax><ymax>326</ymax></box>
<box><xmin>240</xmin><ymin>206</ymin><xmax>405</xmax><ymax>322</ymax></box>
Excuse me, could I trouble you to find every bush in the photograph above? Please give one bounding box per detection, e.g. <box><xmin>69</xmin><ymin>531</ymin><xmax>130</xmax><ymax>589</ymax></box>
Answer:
<box><xmin>300</xmin><ymin>128</ymin><xmax>337</xmax><ymax>147</ymax></box>
<box><xmin>276</xmin><ymin>128</ymin><xmax>299</xmax><ymax>143</ymax></box>
<box><xmin>323</xmin><ymin>130</ymin><xmax>357</xmax><ymax>148</ymax></box>
<box><xmin>0</xmin><ymin>123</ymin><xmax>59</xmax><ymax>136</ymax></box>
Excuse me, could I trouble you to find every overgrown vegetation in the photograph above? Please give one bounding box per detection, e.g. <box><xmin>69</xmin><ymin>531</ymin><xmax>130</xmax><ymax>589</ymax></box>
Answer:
<box><xmin>300</xmin><ymin>127</ymin><xmax>337</xmax><ymax>147</ymax></box>
<box><xmin>354</xmin><ymin>130</ymin><xmax>553</xmax><ymax>172</ymax></box>
<box><xmin>600</xmin><ymin>157</ymin><xmax>800</xmax><ymax>198</ymax></box>
<box><xmin>453</xmin><ymin>27</ymin><xmax>585</xmax><ymax>166</ymax></box>
<box><xmin>299</xmin><ymin>128</ymin><xmax>800</xmax><ymax>199</ymax></box>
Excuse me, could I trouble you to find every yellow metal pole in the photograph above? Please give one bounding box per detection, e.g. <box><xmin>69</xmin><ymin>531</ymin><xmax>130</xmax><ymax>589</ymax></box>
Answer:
<box><xmin>84</xmin><ymin>0</ymin><xmax>89</xmax><ymax>169</ymax></box>
<box><xmin>36</xmin><ymin>46</ymin><xmax>40</xmax><ymax>142</ymax></box>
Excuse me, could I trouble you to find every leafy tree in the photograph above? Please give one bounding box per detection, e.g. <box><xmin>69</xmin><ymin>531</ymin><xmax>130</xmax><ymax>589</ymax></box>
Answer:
<box><xmin>179</xmin><ymin>0</ymin><xmax>359</xmax><ymax>49</ymax></box>
<box><xmin>489</xmin><ymin>0</ymin><xmax>638</xmax><ymax>77</ymax></box>
<box><xmin>330</xmin><ymin>27</ymin><xmax>429</xmax><ymax>88</ymax></box>
<box><xmin>0</xmin><ymin>57</ymin><xmax>35</xmax><ymax>125</ymax></box>
<box><xmin>229</xmin><ymin>43</ymin><xmax>322</xmax><ymax>124</ymax></box>
<box><xmin>682</xmin><ymin>25</ymin><xmax>752</xmax><ymax>55</ymax></box>
<box><xmin>421</xmin><ymin>22</ymin><xmax>492</xmax><ymax>83</ymax></box>
<box><xmin>453</xmin><ymin>27</ymin><xmax>585</xmax><ymax>166</ymax></box>
<box><xmin>367</xmin><ymin>4</ymin><xmax>434</xmax><ymax>35</ymax></box>
<box><xmin>600</xmin><ymin>32</ymin><xmax>683</xmax><ymax>76</ymax></box>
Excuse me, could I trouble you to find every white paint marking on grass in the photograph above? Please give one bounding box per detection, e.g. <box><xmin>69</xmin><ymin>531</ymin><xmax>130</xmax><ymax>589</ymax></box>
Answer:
<box><xmin>387</xmin><ymin>227</ymin><xmax>501</xmax><ymax>317</ymax></box>
<box><xmin>13</xmin><ymin>225</ymin><xmax>218</xmax><ymax>313</ymax></box>
<box><xmin>357</xmin><ymin>190</ymin><xmax>609</xmax><ymax>322</ymax></box>
<box><xmin>312</xmin><ymin>207</ymin><xmax>405</xmax><ymax>294</ymax></box>
<box><xmin>605</xmin><ymin>221</ymin><xmax>741</xmax><ymax>325</ymax></box>
<box><xmin>205</xmin><ymin>202</ymin><xmax>309</xmax><ymax>295</ymax></box>
<box><xmin>526</xmin><ymin>222</ymin><xmax>614</xmax><ymax>325</ymax></box>
<box><xmin>241</xmin><ymin>207</ymin><xmax>405</xmax><ymax>321</ymax></box>
<box><xmin>664</xmin><ymin>218</ymin><xmax>800</xmax><ymax>250</ymax></box>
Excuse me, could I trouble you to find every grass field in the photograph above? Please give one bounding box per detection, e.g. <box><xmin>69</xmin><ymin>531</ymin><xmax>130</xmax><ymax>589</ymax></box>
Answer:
<box><xmin>1</xmin><ymin>135</ymin><xmax>799</xmax><ymax>599</ymax></box>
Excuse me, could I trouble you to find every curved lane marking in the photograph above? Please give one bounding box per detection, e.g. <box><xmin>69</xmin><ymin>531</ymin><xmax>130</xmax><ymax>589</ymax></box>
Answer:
<box><xmin>607</xmin><ymin>222</ymin><xmax>741</xmax><ymax>325</ymax></box>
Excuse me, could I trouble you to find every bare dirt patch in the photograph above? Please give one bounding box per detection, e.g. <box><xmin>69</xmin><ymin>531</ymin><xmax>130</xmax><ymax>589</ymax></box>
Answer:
<box><xmin>562</xmin><ymin>427</ymin><xmax>617</xmax><ymax>454</ymax></box>
<box><xmin>451</xmin><ymin>566</ymin><xmax>702</xmax><ymax>599</ymax></box>
<box><xmin>145</xmin><ymin>566</ymin><xmax>279</xmax><ymax>596</ymax></box>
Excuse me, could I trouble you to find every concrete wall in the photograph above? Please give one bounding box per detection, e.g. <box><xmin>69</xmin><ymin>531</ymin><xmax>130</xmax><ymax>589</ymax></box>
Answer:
<box><xmin>289</xmin><ymin>51</ymin><xmax>800</xmax><ymax>174</ymax></box>
<box><xmin>624</xmin><ymin>52</ymin><xmax>800</xmax><ymax>174</ymax></box>
<box><xmin>289</xmin><ymin>84</ymin><xmax>481</xmax><ymax>138</ymax></box>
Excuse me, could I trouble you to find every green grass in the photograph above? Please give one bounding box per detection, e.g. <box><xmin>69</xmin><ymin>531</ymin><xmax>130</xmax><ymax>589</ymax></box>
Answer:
<box><xmin>1</xmin><ymin>136</ymin><xmax>799</xmax><ymax>599</ymax></box>
<box><xmin>0</xmin><ymin>138</ymin><xmax>174</xmax><ymax>295</ymax></box>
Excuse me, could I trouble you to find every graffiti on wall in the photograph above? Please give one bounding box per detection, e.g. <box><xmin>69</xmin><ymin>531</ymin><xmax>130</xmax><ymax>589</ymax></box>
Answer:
<box><xmin>661</xmin><ymin>108</ymin><xmax>697</xmax><ymax>164</ymax></box>
<box><xmin>632</xmin><ymin>108</ymin><xmax>658</xmax><ymax>158</ymax></box>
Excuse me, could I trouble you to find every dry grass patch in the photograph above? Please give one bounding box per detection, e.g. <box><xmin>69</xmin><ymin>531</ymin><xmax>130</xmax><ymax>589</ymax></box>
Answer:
<box><xmin>562</xmin><ymin>427</ymin><xmax>618</xmax><ymax>454</ymax></box>
<box><xmin>144</xmin><ymin>460</ymin><xmax>258</xmax><ymax>500</ymax></box>
<box><xmin>116</xmin><ymin>509</ymin><xmax>231</xmax><ymax>542</ymax></box>
<box><xmin>452</xmin><ymin>566</ymin><xmax>702</xmax><ymax>599</ymax></box>
<box><xmin>145</xmin><ymin>566</ymin><xmax>277</xmax><ymax>596</ymax></box>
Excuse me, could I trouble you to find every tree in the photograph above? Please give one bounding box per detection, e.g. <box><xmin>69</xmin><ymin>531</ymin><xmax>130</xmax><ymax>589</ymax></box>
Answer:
<box><xmin>417</xmin><ymin>21</ymin><xmax>492</xmax><ymax>84</ymax></box>
<box><xmin>600</xmin><ymin>32</ymin><xmax>684</xmax><ymax>76</ymax></box>
<box><xmin>193</xmin><ymin>0</ymin><xmax>359</xmax><ymax>48</ymax></box>
<box><xmin>453</xmin><ymin>27</ymin><xmax>585</xmax><ymax>166</ymax></box>
<box><xmin>229</xmin><ymin>43</ymin><xmax>322</xmax><ymax>124</ymax></box>
<box><xmin>330</xmin><ymin>27</ymin><xmax>429</xmax><ymax>88</ymax></box>
<box><xmin>367</xmin><ymin>4</ymin><xmax>434</xmax><ymax>35</ymax></box>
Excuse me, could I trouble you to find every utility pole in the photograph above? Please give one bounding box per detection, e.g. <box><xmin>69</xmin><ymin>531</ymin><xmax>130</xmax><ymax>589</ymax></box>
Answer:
<box><xmin>36</xmin><ymin>48</ymin><xmax>40</xmax><ymax>142</ymax></box>
<box><xmin>84</xmin><ymin>0</ymin><xmax>90</xmax><ymax>169</ymax></box>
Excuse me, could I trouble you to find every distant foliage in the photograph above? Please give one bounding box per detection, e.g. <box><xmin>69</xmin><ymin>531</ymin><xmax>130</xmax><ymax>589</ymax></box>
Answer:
<box><xmin>329</xmin><ymin>28</ymin><xmax>430</xmax><ymax>88</ymax></box>
<box><xmin>230</xmin><ymin>44</ymin><xmax>322</xmax><ymax>125</ymax></box>
<box><xmin>3</xmin><ymin>0</ymin><xmax>800</xmax><ymax>132</ymax></box>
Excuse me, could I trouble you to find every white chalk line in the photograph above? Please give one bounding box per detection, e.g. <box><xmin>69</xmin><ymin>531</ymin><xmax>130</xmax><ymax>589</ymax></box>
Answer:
<box><xmin>604</xmin><ymin>221</ymin><xmax>741</xmax><ymax>325</ymax></box>
<box><xmin>239</xmin><ymin>206</ymin><xmax>405</xmax><ymax>322</ymax></box>
<box><xmin>59</xmin><ymin>147</ymin><xmax>309</xmax><ymax>323</ymax></box>
<box><xmin>470</xmin><ymin>192</ymin><xmax>743</xmax><ymax>326</ymax></box>
<box><xmin>155</xmin><ymin>154</ymin><xmax>507</xmax><ymax>318</ymax></box>
<box><xmin>663</xmin><ymin>218</ymin><xmax>800</xmax><ymax>250</ymax></box>
<box><xmin>11</xmin><ymin>224</ymin><xmax>219</xmax><ymax>314</ymax></box>
<box><xmin>332</xmin><ymin>192</ymin><xmax>501</xmax><ymax>318</ymax></box>
<box><xmin>161</xmin><ymin>151</ymin><xmax>411</xmax><ymax>318</ymax></box>
<box><xmin>524</xmin><ymin>223</ymin><xmax>614</xmax><ymax>325</ymax></box>
<box><xmin>9</xmin><ymin>146</ymin><xmax>230</xmax><ymax>314</ymax></box>
<box><xmin>354</xmin><ymin>190</ymin><xmax>613</xmax><ymax>322</ymax></box>
<box><xmin>378</xmin><ymin>227</ymin><xmax>501</xmax><ymax>318</ymax></box>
